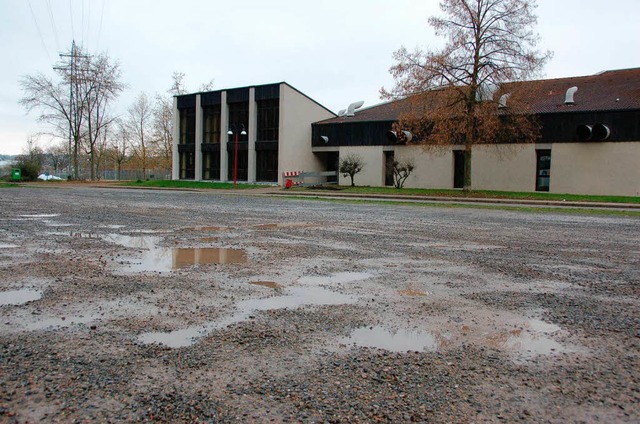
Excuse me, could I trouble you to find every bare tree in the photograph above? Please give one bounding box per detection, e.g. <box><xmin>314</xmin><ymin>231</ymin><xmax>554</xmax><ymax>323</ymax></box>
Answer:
<box><xmin>81</xmin><ymin>53</ymin><xmax>124</xmax><ymax>180</ymax></box>
<box><xmin>109</xmin><ymin>120</ymin><xmax>130</xmax><ymax>180</ymax></box>
<box><xmin>20</xmin><ymin>44</ymin><xmax>123</xmax><ymax>180</ymax></box>
<box><xmin>339</xmin><ymin>154</ymin><xmax>365</xmax><ymax>187</ymax></box>
<box><xmin>46</xmin><ymin>141</ymin><xmax>69</xmax><ymax>176</ymax></box>
<box><xmin>169</xmin><ymin>71</ymin><xmax>187</xmax><ymax>96</ymax></box>
<box><xmin>382</xmin><ymin>0</ymin><xmax>551</xmax><ymax>191</ymax></box>
<box><xmin>390</xmin><ymin>158</ymin><xmax>415</xmax><ymax>189</ymax></box>
<box><xmin>151</xmin><ymin>94</ymin><xmax>174</xmax><ymax>173</ymax></box>
<box><xmin>127</xmin><ymin>93</ymin><xmax>153</xmax><ymax>180</ymax></box>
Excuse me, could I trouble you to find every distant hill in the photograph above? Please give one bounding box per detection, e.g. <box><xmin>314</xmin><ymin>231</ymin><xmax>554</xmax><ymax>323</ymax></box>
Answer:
<box><xmin>0</xmin><ymin>155</ymin><xmax>17</xmax><ymax>167</ymax></box>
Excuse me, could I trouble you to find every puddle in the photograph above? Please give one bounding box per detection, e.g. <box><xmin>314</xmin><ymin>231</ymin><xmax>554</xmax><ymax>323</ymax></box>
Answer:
<box><xmin>486</xmin><ymin>319</ymin><xmax>568</xmax><ymax>357</ymax></box>
<box><xmin>342</xmin><ymin>326</ymin><xmax>439</xmax><ymax>352</ymax></box>
<box><xmin>297</xmin><ymin>272</ymin><xmax>372</xmax><ymax>285</ymax></box>
<box><xmin>250</xmin><ymin>281</ymin><xmax>283</xmax><ymax>289</ymax></box>
<box><xmin>0</xmin><ymin>289</ymin><xmax>42</xmax><ymax>306</ymax></box>
<box><xmin>138</xmin><ymin>286</ymin><xmax>357</xmax><ymax>348</ymax></box>
<box><xmin>104</xmin><ymin>233</ymin><xmax>246</xmax><ymax>272</ymax></box>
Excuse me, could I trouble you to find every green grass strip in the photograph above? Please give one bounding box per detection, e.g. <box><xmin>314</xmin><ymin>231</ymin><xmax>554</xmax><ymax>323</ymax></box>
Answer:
<box><xmin>282</xmin><ymin>195</ymin><xmax>640</xmax><ymax>217</ymax></box>
<box><xmin>289</xmin><ymin>186</ymin><xmax>639</xmax><ymax>204</ymax></box>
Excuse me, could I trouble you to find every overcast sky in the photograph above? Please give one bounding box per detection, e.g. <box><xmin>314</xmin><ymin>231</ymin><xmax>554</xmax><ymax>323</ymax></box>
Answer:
<box><xmin>1</xmin><ymin>0</ymin><xmax>639</xmax><ymax>155</ymax></box>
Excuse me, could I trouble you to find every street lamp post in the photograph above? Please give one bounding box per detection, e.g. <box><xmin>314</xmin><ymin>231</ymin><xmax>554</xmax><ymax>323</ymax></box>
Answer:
<box><xmin>227</xmin><ymin>124</ymin><xmax>246</xmax><ymax>188</ymax></box>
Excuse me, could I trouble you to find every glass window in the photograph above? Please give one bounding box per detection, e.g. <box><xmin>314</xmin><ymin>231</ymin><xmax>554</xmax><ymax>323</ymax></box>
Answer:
<box><xmin>228</xmin><ymin>102</ymin><xmax>249</xmax><ymax>142</ymax></box>
<box><xmin>179</xmin><ymin>108</ymin><xmax>196</xmax><ymax>144</ymax></box>
<box><xmin>257</xmin><ymin>99</ymin><xmax>279</xmax><ymax>141</ymax></box>
<box><xmin>203</xmin><ymin>105</ymin><xmax>221</xmax><ymax>144</ymax></box>
<box><xmin>256</xmin><ymin>150</ymin><xmax>278</xmax><ymax>182</ymax></box>
<box><xmin>536</xmin><ymin>150</ymin><xmax>551</xmax><ymax>192</ymax></box>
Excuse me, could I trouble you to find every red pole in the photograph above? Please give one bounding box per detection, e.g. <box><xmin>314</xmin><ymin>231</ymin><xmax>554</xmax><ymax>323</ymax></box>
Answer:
<box><xmin>233</xmin><ymin>132</ymin><xmax>238</xmax><ymax>188</ymax></box>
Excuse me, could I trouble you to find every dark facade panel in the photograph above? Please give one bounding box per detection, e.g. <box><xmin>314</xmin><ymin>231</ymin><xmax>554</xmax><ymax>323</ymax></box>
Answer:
<box><xmin>177</xmin><ymin>144</ymin><xmax>195</xmax><ymax>153</ymax></box>
<box><xmin>226</xmin><ymin>88</ymin><xmax>250</xmax><ymax>103</ymax></box>
<box><xmin>312</xmin><ymin>121</ymin><xmax>396</xmax><ymax>147</ymax></box>
<box><xmin>226</xmin><ymin>141</ymin><xmax>249</xmax><ymax>152</ymax></box>
<box><xmin>255</xmin><ymin>84</ymin><xmax>280</xmax><ymax>101</ymax></box>
<box><xmin>201</xmin><ymin>143</ymin><xmax>221</xmax><ymax>153</ymax></box>
<box><xmin>538</xmin><ymin>110</ymin><xmax>640</xmax><ymax>143</ymax></box>
<box><xmin>201</xmin><ymin>91</ymin><xmax>222</xmax><ymax>106</ymax></box>
<box><xmin>177</xmin><ymin>95</ymin><xmax>196</xmax><ymax>109</ymax></box>
<box><xmin>255</xmin><ymin>141</ymin><xmax>279</xmax><ymax>151</ymax></box>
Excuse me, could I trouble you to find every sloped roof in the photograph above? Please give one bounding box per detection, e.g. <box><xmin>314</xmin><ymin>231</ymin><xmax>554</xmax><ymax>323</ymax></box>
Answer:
<box><xmin>315</xmin><ymin>68</ymin><xmax>640</xmax><ymax>125</ymax></box>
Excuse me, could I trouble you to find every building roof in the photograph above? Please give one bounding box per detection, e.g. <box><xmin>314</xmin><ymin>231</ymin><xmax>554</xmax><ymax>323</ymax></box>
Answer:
<box><xmin>315</xmin><ymin>68</ymin><xmax>640</xmax><ymax>125</ymax></box>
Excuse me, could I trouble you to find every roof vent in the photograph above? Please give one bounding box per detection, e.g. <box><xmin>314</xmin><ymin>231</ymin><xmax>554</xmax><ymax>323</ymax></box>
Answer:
<box><xmin>592</xmin><ymin>123</ymin><xmax>610</xmax><ymax>140</ymax></box>
<box><xmin>346</xmin><ymin>101</ymin><xmax>364</xmax><ymax>117</ymax></box>
<box><xmin>565</xmin><ymin>86</ymin><xmax>578</xmax><ymax>105</ymax></box>
<box><xmin>498</xmin><ymin>93</ymin><xmax>510</xmax><ymax>109</ymax></box>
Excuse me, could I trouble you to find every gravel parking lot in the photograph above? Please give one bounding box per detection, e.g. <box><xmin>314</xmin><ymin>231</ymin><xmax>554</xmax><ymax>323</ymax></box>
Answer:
<box><xmin>1</xmin><ymin>186</ymin><xmax>638</xmax><ymax>423</ymax></box>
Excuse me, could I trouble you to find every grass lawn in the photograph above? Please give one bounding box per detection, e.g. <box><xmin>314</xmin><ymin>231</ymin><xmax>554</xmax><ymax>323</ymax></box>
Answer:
<box><xmin>290</xmin><ymin>185</ymin><xmax>640</xmax><ymax>204</ymax></box>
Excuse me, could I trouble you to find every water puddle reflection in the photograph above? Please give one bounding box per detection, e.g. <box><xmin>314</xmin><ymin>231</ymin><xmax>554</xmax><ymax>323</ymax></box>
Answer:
<box><xmin>0</xmin><ymin>289</ymin><xmax>42</xmax><ymax>306</ymax></box>
<box><xmin>138</xmin><ymin>286</ymin><xmax>356</xmax><ymax>348</ymax></box>
<box><xmin>103</xmin><ymin>233</ymin><xmax>246</xmax><ymax>273</ymax></box>
<box><xmin>342</xmin><ymin>326</ymin><xmax>439</xmax><ymax>352</ymax></box>
<box><xmin>488</xmin><ymin>319</ymin><xmax>567</xmax><ymax>357</ymax></box>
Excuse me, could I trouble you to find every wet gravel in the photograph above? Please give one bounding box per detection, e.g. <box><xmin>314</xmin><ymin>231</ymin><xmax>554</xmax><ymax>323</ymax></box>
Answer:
<box><xmin>0</xmin><ymin>186</ymin><xmax>639</xmax><ymax>423</ymax></box>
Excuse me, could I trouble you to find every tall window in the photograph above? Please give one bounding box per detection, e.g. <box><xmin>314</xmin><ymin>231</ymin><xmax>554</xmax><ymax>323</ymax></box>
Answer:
<box><xmin>202</xmin><ymin>151</ymin><xmax>220</xmax><ymax>180</ymax></box>
<box><xmin>256</xmin><ymin>150</ymin><xmax>278</xmax><ymax>182</ymax></box>
<box><xmin>257</xmin><ymin>99</ymin><xmax>279</xmax><ymax>141</ymax></box>
<box><xmin>203</xmin><ymin>105</ymin><xmax>221</xmax><ymax>144</ymax></box>
<box><xmin>536</xmin><ymin>150</ymin><xmax>551</xmax><ymax>192</ymax></box>
<box><xmin>179</xmin><ymin>108</ymin><xmax>196</xmax><ymax>144</ymax></box>
<box><xmin>453</xmin><ymin>151</ymin><xmax>465</xmax><ymax>188</ymax></box>
<box><xmin>228</xmin><ymin>102</ymin><xmax>249</xmax><ymax>142</ymax></box>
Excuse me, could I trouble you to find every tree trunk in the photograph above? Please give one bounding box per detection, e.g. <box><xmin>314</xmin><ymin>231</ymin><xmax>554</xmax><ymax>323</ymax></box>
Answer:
<box><xmin>463</xmin><ymin>146</ymin><xmax>472</xmax><ymax>192</ymax></box>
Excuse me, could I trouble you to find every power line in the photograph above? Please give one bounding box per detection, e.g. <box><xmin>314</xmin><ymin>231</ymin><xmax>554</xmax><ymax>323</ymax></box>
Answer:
<box><xmin>69</xmin><ymin>0</ymin><xmax>75</xmax><ymax>42</ymax></box>
<box><xmin>27</xmin><ymin>0</ymin><xmax>52</xmax><ymax>63</ymax></box>
<box><xmin>45</xmin><ymin>0</ymin><xmax>60</xmax><ymax>52</ymax></box>
<box><xmin>96</xmin><ymin>0</ymin><xmax>106</xmax><ymax>51</ymax></box>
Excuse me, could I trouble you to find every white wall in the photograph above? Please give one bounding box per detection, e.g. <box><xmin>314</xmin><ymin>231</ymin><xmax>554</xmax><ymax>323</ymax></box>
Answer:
<box><xmin>279</xmin><ymin>84</ymin><xmax>335</xmax><ymax>185</ymax></box>
<box><xmin>395</xmin><ymin>146</ymin><xmax>454</xmax><ymax>189</ymax></box>
<box><xmin>472</xmin><ymin>144</ymin><xmax>537</xmax><ymax>192</ymax></box>
<box><xmin>551</xmin><ymin>142</ymin><xmax>640</xmax><ymax>196</ymax></box>
<box><xmin>338</xmin><ymin>146</ymin><xmax>384</xmax><ymax>187</ymax></box>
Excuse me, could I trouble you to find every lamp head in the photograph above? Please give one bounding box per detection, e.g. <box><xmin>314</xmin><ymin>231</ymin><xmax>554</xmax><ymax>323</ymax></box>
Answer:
<box><xmin>227</xmin><ymin>130</ymin><xmax>233</xmax><ymax>135</ymax></box>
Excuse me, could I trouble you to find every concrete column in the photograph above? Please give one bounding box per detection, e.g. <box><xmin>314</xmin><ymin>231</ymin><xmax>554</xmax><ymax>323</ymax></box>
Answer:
<box><xmin>194</xmin><ymin>94</ymin><xmax>203</xmax><ymax>181</ymax></box>
<box><xmin>248</xmin><ymin>87</ymin><xmax>257</xmax><ymax>183</ymax></box>
<box><xmin>220</xmin><ymin>91</ymin><xmax>228</xmax><ymax>181</ymax></box>
<box><xmin>171</xmin><ymin>97</ymin><xmax>180</xmax><ymax>180</ymax></box>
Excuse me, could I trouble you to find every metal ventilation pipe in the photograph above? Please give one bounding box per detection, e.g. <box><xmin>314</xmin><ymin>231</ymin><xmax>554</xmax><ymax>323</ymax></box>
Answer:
<box><xmin>592</xmin><ymin>123</ymin><xmax>610</xmax><ymax>140</ymax></box>
<box><xmin>576</xmin><ymin>124</ymin><xmax>592</xmax><ymax>140</ymax></box>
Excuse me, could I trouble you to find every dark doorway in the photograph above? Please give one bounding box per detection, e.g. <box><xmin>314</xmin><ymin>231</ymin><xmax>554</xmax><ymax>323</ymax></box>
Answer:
<box><xmin>454</xmin><ymin>151</ymin><xmax>465</xmax><ymax>189</ymax></box>
<box><xmin>384</xmin><ymin>151</ymin><xmax>395</xmax><ymax>187</ymax></box>
<box><xmin>317</xmin><ymin>152</ymin><xmax>339</xmax><ymax>183</ymax></box>
<box><xmin>536</xmin><ymin>149</ymin><xmax>551</xmax><ymax>192</ymax></box>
